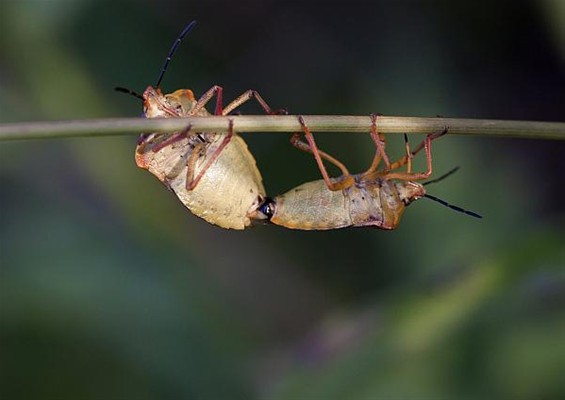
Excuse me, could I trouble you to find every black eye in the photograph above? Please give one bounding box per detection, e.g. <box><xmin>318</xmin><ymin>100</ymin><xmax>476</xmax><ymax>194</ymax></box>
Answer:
<box><xmin>259</xmin><ymin>198</ymin><xmax>276</xmax><ymax>219</ymax></box>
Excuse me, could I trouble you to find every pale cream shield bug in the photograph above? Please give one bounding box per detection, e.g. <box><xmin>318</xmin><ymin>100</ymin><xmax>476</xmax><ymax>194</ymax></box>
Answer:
<box><xmin>253</xmin><ymin>115</ymin><xmax>481</xmax><ymax>230</ymax></box>
<box><xmin>118</xmin><ymin>21</ymin><xmax>284</xmax><ymax>229</ymax></box>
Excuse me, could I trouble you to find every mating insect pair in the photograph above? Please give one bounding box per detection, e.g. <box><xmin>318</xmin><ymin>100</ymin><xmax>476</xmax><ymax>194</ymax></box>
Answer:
<box><xmin>120</xmin><ymin>21</ymin><xmax>480</xmax><ymax>231</ymax></box>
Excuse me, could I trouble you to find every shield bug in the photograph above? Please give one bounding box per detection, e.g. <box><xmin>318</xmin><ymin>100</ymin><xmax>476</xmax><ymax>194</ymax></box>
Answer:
<box><xmin>253</xmin><ymin>115</ymin><xmax>481</xmax><ymax>230</ymax></box>
<box><xmin>118</xmin><ymin>21</ymin><xmax>284</xmax><ymax>229</ymax></box>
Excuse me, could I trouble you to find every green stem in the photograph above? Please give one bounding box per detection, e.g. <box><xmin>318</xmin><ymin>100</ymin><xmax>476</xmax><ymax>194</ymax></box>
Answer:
<box><xmin>0</xmin><ymin>116</ymin><xmax>564</xmax><ymax>141</ymax></box>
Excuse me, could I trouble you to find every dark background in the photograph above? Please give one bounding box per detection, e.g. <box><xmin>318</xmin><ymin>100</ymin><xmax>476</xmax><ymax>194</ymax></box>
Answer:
<box><xmin>1</xmin><ymin>0</ymin><xmax>564</xmax><ymax>399</ymax></box>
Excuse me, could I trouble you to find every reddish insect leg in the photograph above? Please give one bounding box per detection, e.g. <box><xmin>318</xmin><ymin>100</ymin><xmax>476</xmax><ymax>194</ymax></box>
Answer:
<box><xmin>183</xmin><ymin>141</ymin><xmax>205</xmax><ymax>188</ymax></box>
<box><xmin>377</xmin><ymin>133</ymin><xmax>413</xmax><ymax>178</ymax></box>
<box><xmin>192</xmin><ymin>86</ymin><xmax>284</xmax><ymax>117</ymax></box>
<box><xmin>179</xmin><ymin>87</ymin><xmax>283</xmax><ymax>191</ymax></box>
<box><xmin>222</xmin><ymin>90</ymin><xmax>286</xmax><ymax>115</ymax></box>
<box><xmin>387</xmin><ymin>128</ymin><xmax>447</xmax><ymax>173</ymax></box>
<box><xmin>291</xmin><ymin>116</ymin><xmax>354</xmax><ymax>191</ymax></box>
<box><xmin>139</xmin><ymin>122</ymin><xmax>195</xmax><ymax>155</ymax></box>
<box><xmin>385</xmin><ymin>128</ymin><xmax>448</xmax><ymax>181</ymax></box>
<box><xmin>148</xmin><ymin>126</ymin><xmax>191</xmax><ymax>153</ymax></box>
<box><xmin>191</xmin><ymin>85</ymin><xmax>224</xmax><ymax>115</ymax></box>
<box><xmin>185</xmin><ymin>119</ymin><xmax>235</xmax><ymax>191</ymax></box>
<box><xmin>367</xmin><ymin>114</ymin><xmax>391</xmax><ymax>173</ymax></box>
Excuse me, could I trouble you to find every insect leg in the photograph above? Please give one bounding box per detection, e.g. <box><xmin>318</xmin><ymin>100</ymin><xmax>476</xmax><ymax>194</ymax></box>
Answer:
<box><xmin>385</xmin><ymin>128</ymin><xmax>448</xmax><ymax>181</ymax></box>
<box><xmin>387</xmin><ymin>128</ymin><xmax>447</xmax><ymax>172</ymax></box>
<box><xmin>291</xmin><ymin>116</ymin><xmax>354</xmax><ymax>191</ymax></box>
<box><xmin>184</xmin><ymin>141</ymin><xmax>206</xmax><ymax>190</ymax></box>
<box><xmin>184</xmin><ymin>87</ymin><xmax>284</xmax><ymax>191</ymax></box>
<box><xmin>140</xmin><ymin>122</ymin><xmax>195</xmax><ymax>155</ymax></box>
<box><xmin>367</xmin><ymin>114</ymin><xmax>391</xmax><ymax>173</ymax></box>
<box><xmin>185</xmin><ymin>119</ymin><xmax>235</xmax><ymax>191</ymax></box>
<box><xmin>148</xmin><ymin>130</ymin><xmax>190</xmax><ymax>153</ymax></box>
<box><xmin>191</xmin><ymin>85</ymin><xmax>224</xmax><ymax>115</ymax></box>
<box><xmin>363</xmin><ymin>114</ymin><xmax>392</xmax><ymax>177</ymax></box>
<box><xmin>404</xmin><ymin>133</ymin><xmax>413</xmax><ymax>173</ymax></box>
<box><xmin>222</xmin><ymin>90</ymin><xmax>286</xmax><ymax>116</ymax></box>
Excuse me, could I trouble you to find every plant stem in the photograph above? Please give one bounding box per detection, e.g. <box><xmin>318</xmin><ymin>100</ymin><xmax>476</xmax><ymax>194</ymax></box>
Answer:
<box><xmin>0</xmin><ymin>116</ymin><xmax>564</xmax><ymax>141</ymax></box>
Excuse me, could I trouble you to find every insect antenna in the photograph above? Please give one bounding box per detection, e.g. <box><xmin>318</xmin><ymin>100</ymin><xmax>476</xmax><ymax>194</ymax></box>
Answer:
<box><xmin>423</xmin><ymin>166</ymin><xmax>460</xmax><ymax>186</ymax></box>
<box><xmin>155</xmin><ymin>20</ymin><xmax>197</xmax><ymax>88</ymax></box>
<box><xmin>423</xmin><ymin>194</ymin><xmax>482</xmax><ymax>219</ymax></box>
<box><xmin>114</xmin><ymin>86</ymin><xmax>144</xmax><ymax>100</ymax></box>
<box><xmin>421</xmin><ymin>166</ymin><xmax>482</xmax><ymax>218</ymax></box>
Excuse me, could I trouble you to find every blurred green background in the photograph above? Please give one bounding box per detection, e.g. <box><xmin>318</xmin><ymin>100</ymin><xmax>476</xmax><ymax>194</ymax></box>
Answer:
<box><xmin>1</xmin><ymin>0</ymin><xmax>564</xmax><ymax>399</ymax></box>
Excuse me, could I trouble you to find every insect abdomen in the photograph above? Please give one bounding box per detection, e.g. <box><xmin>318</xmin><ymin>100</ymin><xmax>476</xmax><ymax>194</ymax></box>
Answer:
<box><xmin>271</xmin><ymin>180</ymin><xmax>352</xmax><ymax>230</ymax></box>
